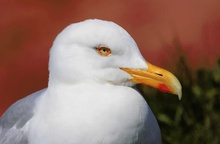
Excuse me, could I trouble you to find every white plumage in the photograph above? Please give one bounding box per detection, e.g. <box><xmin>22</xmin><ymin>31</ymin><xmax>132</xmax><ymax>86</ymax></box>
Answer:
<box><xmin>0</xmin><ymin>19</ymin><xmax>181</xmax><ymax>144</ymax></box>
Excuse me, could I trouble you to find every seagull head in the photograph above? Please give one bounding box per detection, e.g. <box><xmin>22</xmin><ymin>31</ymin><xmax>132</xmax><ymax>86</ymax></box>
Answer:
<box><xmin>49</xmin><ymin>19</ymin><xmax>182</xmax><ymax>99</ymax></box>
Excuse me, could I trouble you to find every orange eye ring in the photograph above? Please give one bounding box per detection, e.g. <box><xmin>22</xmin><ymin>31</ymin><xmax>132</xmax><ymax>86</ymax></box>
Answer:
<box><xmin>96</xmin><ymin>46</ymin><xmax>111</xmax><ymax>56</ymax></box>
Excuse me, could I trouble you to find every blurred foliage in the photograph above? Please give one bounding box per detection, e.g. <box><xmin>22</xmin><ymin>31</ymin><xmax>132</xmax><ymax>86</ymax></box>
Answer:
<box><xmin>137</xmin><ymin>58</ymin><xmax>220</xmax><ymax>144</ymax></box>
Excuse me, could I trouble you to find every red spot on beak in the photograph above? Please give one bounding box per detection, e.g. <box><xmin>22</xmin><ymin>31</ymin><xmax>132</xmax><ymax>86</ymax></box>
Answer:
<box><xmin>157</xmin><ymin>84</ymin><xmax>171</xmax><ymax>93</ymax></box>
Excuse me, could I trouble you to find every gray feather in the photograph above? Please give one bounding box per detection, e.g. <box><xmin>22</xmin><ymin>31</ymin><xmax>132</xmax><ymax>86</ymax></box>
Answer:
<box><xmin>0</xmin><ymin>89</ymin><xmax>45</xmax><ymax>144</ymax></box>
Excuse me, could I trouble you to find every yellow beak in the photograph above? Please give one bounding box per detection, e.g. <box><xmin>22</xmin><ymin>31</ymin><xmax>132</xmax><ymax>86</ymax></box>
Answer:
<box><xmin>120</xmin><ymin>62</ymin><xmax>182</xmax><ymax>99</ymax></box>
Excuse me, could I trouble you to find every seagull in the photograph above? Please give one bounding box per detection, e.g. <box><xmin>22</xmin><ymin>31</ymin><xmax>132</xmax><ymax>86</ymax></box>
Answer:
<box><xmin>0</xmin><ymin>19</ymin><xmax>181</xmax><ymax>144</ymax></box>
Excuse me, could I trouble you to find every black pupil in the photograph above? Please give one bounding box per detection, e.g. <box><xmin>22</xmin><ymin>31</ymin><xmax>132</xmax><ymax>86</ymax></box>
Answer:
<box><xmin>102</xmin><ymin>48</ymin><xmax>107</xmax><ymax>52</ymax></box>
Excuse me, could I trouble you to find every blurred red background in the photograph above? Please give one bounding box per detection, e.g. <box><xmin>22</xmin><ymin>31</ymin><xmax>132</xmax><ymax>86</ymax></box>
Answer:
<box><xmin>0</xmin><ymin>0</ymin><xmax>220</xmax><ymax>115</ymax></box>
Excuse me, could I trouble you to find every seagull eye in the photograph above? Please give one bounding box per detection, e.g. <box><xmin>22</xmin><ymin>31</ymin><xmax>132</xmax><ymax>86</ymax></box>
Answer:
<box><xmin>96</xmin><ymin>46</ymin><xmax>111</xmax><ymax>56</ymax></box>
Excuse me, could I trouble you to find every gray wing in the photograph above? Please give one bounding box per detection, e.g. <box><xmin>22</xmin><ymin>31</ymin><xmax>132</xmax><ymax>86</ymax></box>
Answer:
<box><xmin>0</xmin><ymin>89</ymin><xmax>46</xmax><ymax>144</ymax></box>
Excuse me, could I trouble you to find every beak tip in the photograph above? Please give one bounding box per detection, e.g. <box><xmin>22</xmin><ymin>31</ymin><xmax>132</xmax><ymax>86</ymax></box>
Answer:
<box><xmin>176</xmin><ymin>84</ymin><xmax>182</xmax><ymax>100</ymax></box>
<box><xmin>171</xmin><ymin>74</ymin><xmax>182</xmax><ymax>100</ymax></box>
<box><xmin>177</xmin><ymin>91</ymin><xmax>182</xmax><ymax>100</ymax></box>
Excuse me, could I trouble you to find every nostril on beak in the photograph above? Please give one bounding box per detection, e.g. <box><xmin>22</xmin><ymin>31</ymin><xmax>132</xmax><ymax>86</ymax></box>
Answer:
<box><xmin>155</xmin><ymin>73</ymin><xmax>163</xmax><ymax>77</ymax></box>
